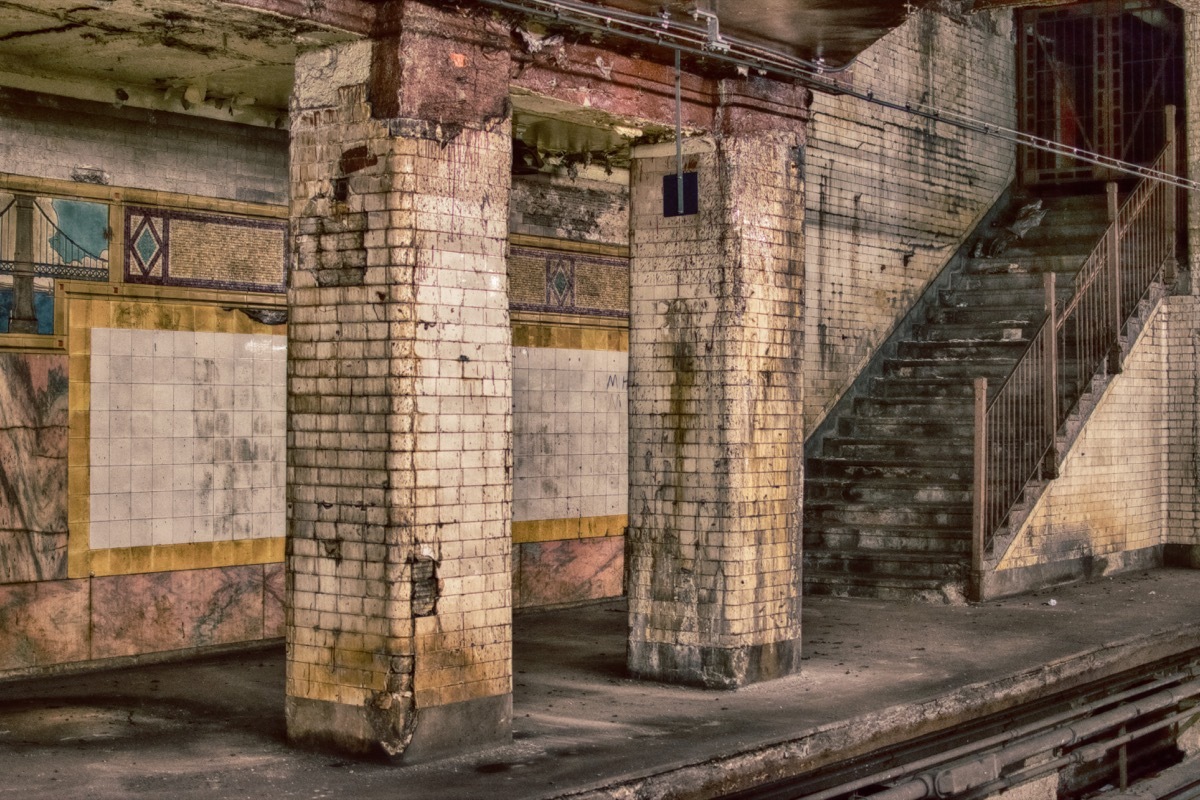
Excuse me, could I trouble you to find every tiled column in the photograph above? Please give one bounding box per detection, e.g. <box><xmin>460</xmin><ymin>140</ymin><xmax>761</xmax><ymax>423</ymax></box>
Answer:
<box><xmin>285</xmin><ymin>0</ymin><xmax>513</xmax><ymax>759</ymax></box>
<box><xmin>626</xmin><ymin>80</ymin><xmax>809</xmax><ymax>689</ymax></box>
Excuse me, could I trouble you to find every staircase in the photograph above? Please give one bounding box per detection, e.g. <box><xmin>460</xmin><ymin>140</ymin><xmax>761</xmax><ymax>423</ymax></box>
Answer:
<box><xmin>803</xmin><ymin>189</ymin><xmax>1112</xmax><ymax>601</ymax></box>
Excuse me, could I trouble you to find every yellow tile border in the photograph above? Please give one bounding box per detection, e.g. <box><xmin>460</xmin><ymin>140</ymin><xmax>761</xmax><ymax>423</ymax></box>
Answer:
<box><xmin>0</xmin><ymin>333</ymin><xmax>66</xmax><ymax>354</ymax></box>
<box><xmin>512</xmin><ymin>318</ymin><xmax>629</xmax><ymax>352</ymax></box>
<box><xmin>0</xmin><ymin>173</ymin><xmax>286</xmax><ymax>219</ymax></box>
<box><xmin>59</xmin><ymin>279</ymin><xmax>288</xmax><ymax>311</ymax></box>
<box><xmin>65</xmin><ymin>293</ymin><xmax>287</xmax><ymax>578</ymax></box>
<box><xmin>512</xmin><ymin>515</ymin><xmax>628</xmax><ymax>544</ymax></box>
<box><xmin>83</xmin><ymin>538</ymin><xmax>285</xmax><ymax>578</ymax></box>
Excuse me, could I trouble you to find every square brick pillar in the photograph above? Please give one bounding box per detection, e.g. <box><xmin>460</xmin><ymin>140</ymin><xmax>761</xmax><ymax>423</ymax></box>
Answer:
<box><xmin>626</xmin><ymin>80</ymin><xmax>809</xmax><ymax>689</ymax></box>
<box><xmin>285</xmin><ymin>1</ymin><xmax>513</xmax><ymax>760</ymax></box>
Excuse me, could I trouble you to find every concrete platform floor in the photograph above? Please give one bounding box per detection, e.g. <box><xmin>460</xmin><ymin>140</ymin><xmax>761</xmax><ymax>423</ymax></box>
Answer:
<box><xmin>2</xmin><ymin>569</ymin><xmax>1200</xmax><ymax>800</ymax></box>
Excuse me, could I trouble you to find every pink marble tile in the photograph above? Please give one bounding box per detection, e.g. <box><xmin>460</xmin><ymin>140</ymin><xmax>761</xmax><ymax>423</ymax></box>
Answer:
<box><xmin>0</xmin><ymin>579</ymin><xmax>89</xmax><ymax>673</ymax></box>
<box><xmin>262</xmin><ymin>562</ymin><xmax>284</xmax><ymax>638</ymax></box>
<box><xmin>517</xmin><ymin>536</ymin><xmax>624</xmax><ymax>609</ymax></box>
<box><xmin>0</xmin><ymin>354</ymin><xmax>68</xmax><ymax>583</ymax></box>
<box><xmin>91</xmin><ymin>565</ymin><xmax>265</xmax><ymax>660</ymax></box>
<box><xmin>512</xmin><ymin>546</ymin><xmax>523</xmax><ymax>610</ymax></box>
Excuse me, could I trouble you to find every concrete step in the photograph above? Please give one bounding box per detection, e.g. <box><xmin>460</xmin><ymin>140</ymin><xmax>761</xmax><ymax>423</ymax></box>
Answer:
<box><xmin>804</xmin><ymin>502</ymin><xmax>972</xmax><ymax>530</ymax></box>
<box><xmin>1019</xmin><ymin>220</ymin><xmax>1109</xmax><ymax>245</ymax></box>
<box><xmin>807</xmin><ymin>478</ymin><xmax>972</xmax><ymax>506</ymax></box>
<box><xmin>954</xmin><ymin>270</ymin><xmax>1079</xmax><ymax>291</ymax></box>
<box><xmin>867</xmin><ymin>377</ymin><xmax>977</xmax><ymax>400</ymax></box>
<box><xmin>807</xmin><ymin>456</ymin><xmax>972</xmax><ymax>484</ymax></box>
<box><xmin>851</xmin><ymin>395</ymin><xmax>975</xmax><ymax>418</ymax></box>
<box><xmin>939</xmin><ymin>286</ymin><xmax>1073</xmax><ymax>309</ymax></box>
<box><xmin>805</xmin><ymin>549</ymin><xmax>969</xmax><ymax>580</ymax></box>
<box><xmin>882</xmin><ymin>357</ymin><xmax>1017</xmax><ymax>381</ymax></box>
<box><xmin>964</xmin><ymin>254</ymin><xmax>1091</xmax><ymax>277</ymax></box>
<box><xmin>805</xmin><ymin>524</ymin><xmax>972</xmax><ymax>554</ymax></box>
<box><xmin>927</xmin><ymin>306</ymin><xmax>1039</xmax><ymax>326</ymax></box>
<box><xmin>897</xmin><ymin>339</ymin><xmax>1028</xmax><ymax>360</ymax></box>
<box><xmin>912</xmin><ymin>322</ymin><xmax>1034</xmax><ymax>343</ymax></box>
<box><xmin>837</xmin><ymin>414</ymin><xmax>975</xmax><ymax>439</ymax></box>
<box><xmin>820</xmin><ymin>436</ymin><xmax>974</xmax><ymax>461</ymax></box>
<box><xmin>802</xmin><ymin>571</ymin><xmax>965</xmax><ymax>600</ymax></box>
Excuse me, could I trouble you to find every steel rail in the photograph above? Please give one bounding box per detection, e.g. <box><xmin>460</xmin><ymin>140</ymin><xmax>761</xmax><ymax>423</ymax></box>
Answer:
<box><xmin>720</xmin><ymin>655</ymin><xmax>1200</xmax><ymax>800</ymax></box>
<box><xmin>865</xmin><ymin>677</ymin><xmax>1200</xmax><ymax>800</ymax></box>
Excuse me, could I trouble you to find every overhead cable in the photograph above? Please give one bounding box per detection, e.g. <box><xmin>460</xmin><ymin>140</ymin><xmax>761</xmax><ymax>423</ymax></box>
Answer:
<box><xmin>479</xmin><ymin>0</ymin><xmax>1200</xmax><ymax>193</ymax></box>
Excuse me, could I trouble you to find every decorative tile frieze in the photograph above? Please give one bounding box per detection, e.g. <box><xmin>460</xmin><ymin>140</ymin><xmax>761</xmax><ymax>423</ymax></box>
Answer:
<box><xmin>124</xmin><ymin>206</ymin><xmax>287</xmax><ymax>294</ymax></box>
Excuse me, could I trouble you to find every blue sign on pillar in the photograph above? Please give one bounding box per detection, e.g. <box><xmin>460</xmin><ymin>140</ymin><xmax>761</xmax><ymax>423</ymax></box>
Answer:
<box><xmin>662</xmin><ymin>172</ymin><xmax>699</xmax><ymax>217</ymax></box>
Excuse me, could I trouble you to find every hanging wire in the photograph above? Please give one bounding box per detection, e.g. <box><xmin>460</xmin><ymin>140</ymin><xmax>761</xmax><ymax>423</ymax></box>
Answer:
<box><xmin>486</xmin><ymin>0</ymin><xmax>1200</xmax><ymax>193</ymax></box>
<box><xmin>674</xmin><ymin>48</ymin><xmax>684</xmax><ymax>213</ymax></box>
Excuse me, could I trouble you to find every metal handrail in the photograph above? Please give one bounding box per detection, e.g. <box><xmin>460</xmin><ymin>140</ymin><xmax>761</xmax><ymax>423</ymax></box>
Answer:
<box><xmin>971</xmin><ymin>106</ymin><xmax>1179</xmax><ymax>598</ymax></box>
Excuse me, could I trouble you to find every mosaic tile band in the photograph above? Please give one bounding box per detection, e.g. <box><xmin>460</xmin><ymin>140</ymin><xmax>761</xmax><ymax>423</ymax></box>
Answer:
<box><xmin>124</xmin><ymin>206</ymin><xmax>288</xmax><ymax>294</ymax></box>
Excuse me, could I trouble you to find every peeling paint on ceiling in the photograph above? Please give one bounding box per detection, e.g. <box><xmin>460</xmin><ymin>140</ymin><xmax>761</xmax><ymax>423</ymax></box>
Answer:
<box><xmin>0</xmin><ymin>0</ymin><xmax>359</xmax><ymax>125</ymax></box>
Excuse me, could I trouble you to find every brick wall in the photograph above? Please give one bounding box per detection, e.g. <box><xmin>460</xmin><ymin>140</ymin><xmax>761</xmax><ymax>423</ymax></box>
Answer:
<box><xmin>1165</xmin><ymin>297</ymin><xmax>1200</xmax><ymax>545</ymax></box>
<box><xmin>996</xmin><ymin>296</ymin><xmax>1200</xmax><ymax>573</ymax></box>
<box><xmin>0</xmin><ymin>88</ymin><xmax>286</xmax><ymax>204</ymax></box>
<box><xmin>804</xmin><ymin>9</ymin><xmax>1016</xmax><ymax>431</ymax></box>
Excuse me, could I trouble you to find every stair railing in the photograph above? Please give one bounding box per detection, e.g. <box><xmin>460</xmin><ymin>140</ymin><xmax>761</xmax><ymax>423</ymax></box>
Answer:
<box><xmin>970</xmin><ymin>106</ymin><xmax>1179</xmax><ymax>600</ymax></box>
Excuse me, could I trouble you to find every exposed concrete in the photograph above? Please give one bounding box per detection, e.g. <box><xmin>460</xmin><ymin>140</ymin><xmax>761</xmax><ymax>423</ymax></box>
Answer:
<box><xmin>2</xmin><ymin>569</ymin><xmax>1199</xmax><ymax>799</ymax></box>
<box><xmin>292</xmin><ymin>41</ymin><xmax>372</xmax><ymax>111</ymax></box>
<box><xmin>985</xmin><ymin>773</ymin><xmax>1059</xmax><ymax>800</ymax></box>
<box><xmin>984</xmin><ymin>545</ymin><xmax>1165</xmax><ymax>601</ymax></box>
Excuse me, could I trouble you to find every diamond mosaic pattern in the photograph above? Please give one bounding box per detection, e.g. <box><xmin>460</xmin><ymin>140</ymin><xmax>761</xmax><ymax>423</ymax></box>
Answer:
<box><xmin>127</xmin><ymin>215</ymin><xmax>166</xmax><ymax>278</ymax></box>
<box><xmin>547</xmin><ymin>256</ymin><xmax>574</xmax><ymax>308</ymax></box>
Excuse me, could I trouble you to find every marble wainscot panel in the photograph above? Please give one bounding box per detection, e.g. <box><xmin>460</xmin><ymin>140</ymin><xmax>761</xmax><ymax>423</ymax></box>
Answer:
<box><xmin>91</xmin><ymin>565</ymin><xmax>266</xmax><ymax>660</ymax></box>
<box><xmin>516</xmin><ymin>537</ymin><xmax>623</xmax><ymax>609</ymax></box>
<box><xmin>263</xmin><ymin>562</ymin><xmax>284</xmax><ymax>637</ymax></box>
<box><xmin>0</xmin><ymin>579</ymin><xmax>89</xmax><ymax>672</ymax></box>
<box><xmin>0</xmin><ymin>354</ymin><xmax>69</xmax><ymax>583</ymax></box>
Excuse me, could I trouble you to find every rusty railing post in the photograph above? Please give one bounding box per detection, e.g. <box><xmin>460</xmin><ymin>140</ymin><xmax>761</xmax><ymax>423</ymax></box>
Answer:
<box><xmin>9</xmin><ymin>194</ymin><xmax>38</xmax><ymax>334</ymax></box>
<box><xmin>1107</xmin><ymin>181</ymin><xmax>1123</xmax><ymax>374</ymax></box>
<box><xmin>971</xmin><ymin>377</ymin><xmax>988</xmax><ymax>603</ymax></box>
<box><xmin>1164</xmin><ymin>103</ymin><xmax>1178</xmax><ymax>285</ymax></box>
<box><xmin>1043</xmin><ymin>272</ymin><xmax>1058</xmax><ymax>479</ymax></box>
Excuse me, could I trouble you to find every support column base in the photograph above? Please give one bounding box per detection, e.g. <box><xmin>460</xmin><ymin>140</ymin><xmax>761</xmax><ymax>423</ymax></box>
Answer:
<box><xmin>627</xmin><ymin>638</ymin><xmax>802</xmax><ymax>690</ymax></box>
<box><xmin>286</xmin><ymin>693</ymin><xmax>512</xmax><ymax>763</ymax></box>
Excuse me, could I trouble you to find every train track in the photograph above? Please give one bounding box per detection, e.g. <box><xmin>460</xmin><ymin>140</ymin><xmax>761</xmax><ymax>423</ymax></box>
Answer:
<box><xmin>721</xmin><ymin>649</ymin><xmax>1200</xmax><ymax>800</ymax></box>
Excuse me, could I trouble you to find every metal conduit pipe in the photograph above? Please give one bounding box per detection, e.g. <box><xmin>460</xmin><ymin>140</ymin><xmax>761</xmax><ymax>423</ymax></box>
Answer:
<box><xmin>796</xmin><ymin>670</ymin><xmax>1198</xmax><ymax>800</ymax></box>
<box><xmin>864</xmin><ymin>678</ymin><xmax>1200</xmax><ymax>800</ymax></box>
<box><xmin>940</xmin><ymin>705</ymin><xmax>1200</xmax><ymax>799</ymax></box>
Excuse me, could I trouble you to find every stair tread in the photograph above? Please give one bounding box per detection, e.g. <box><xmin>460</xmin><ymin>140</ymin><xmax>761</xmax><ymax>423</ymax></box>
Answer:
<box><xmin>806</xmin><ymin>548</ymin><xmax>966</xmax><ymax>562</ymax></box>
<box><xmin>804</xmin><ymin>522</ymin><xmax>972</xmax><ymax>539</ymax></box>
<box><xmin>802</xmin><ymin>571</ymin><xmax>961</xmax><ymax>589</ymax></box>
